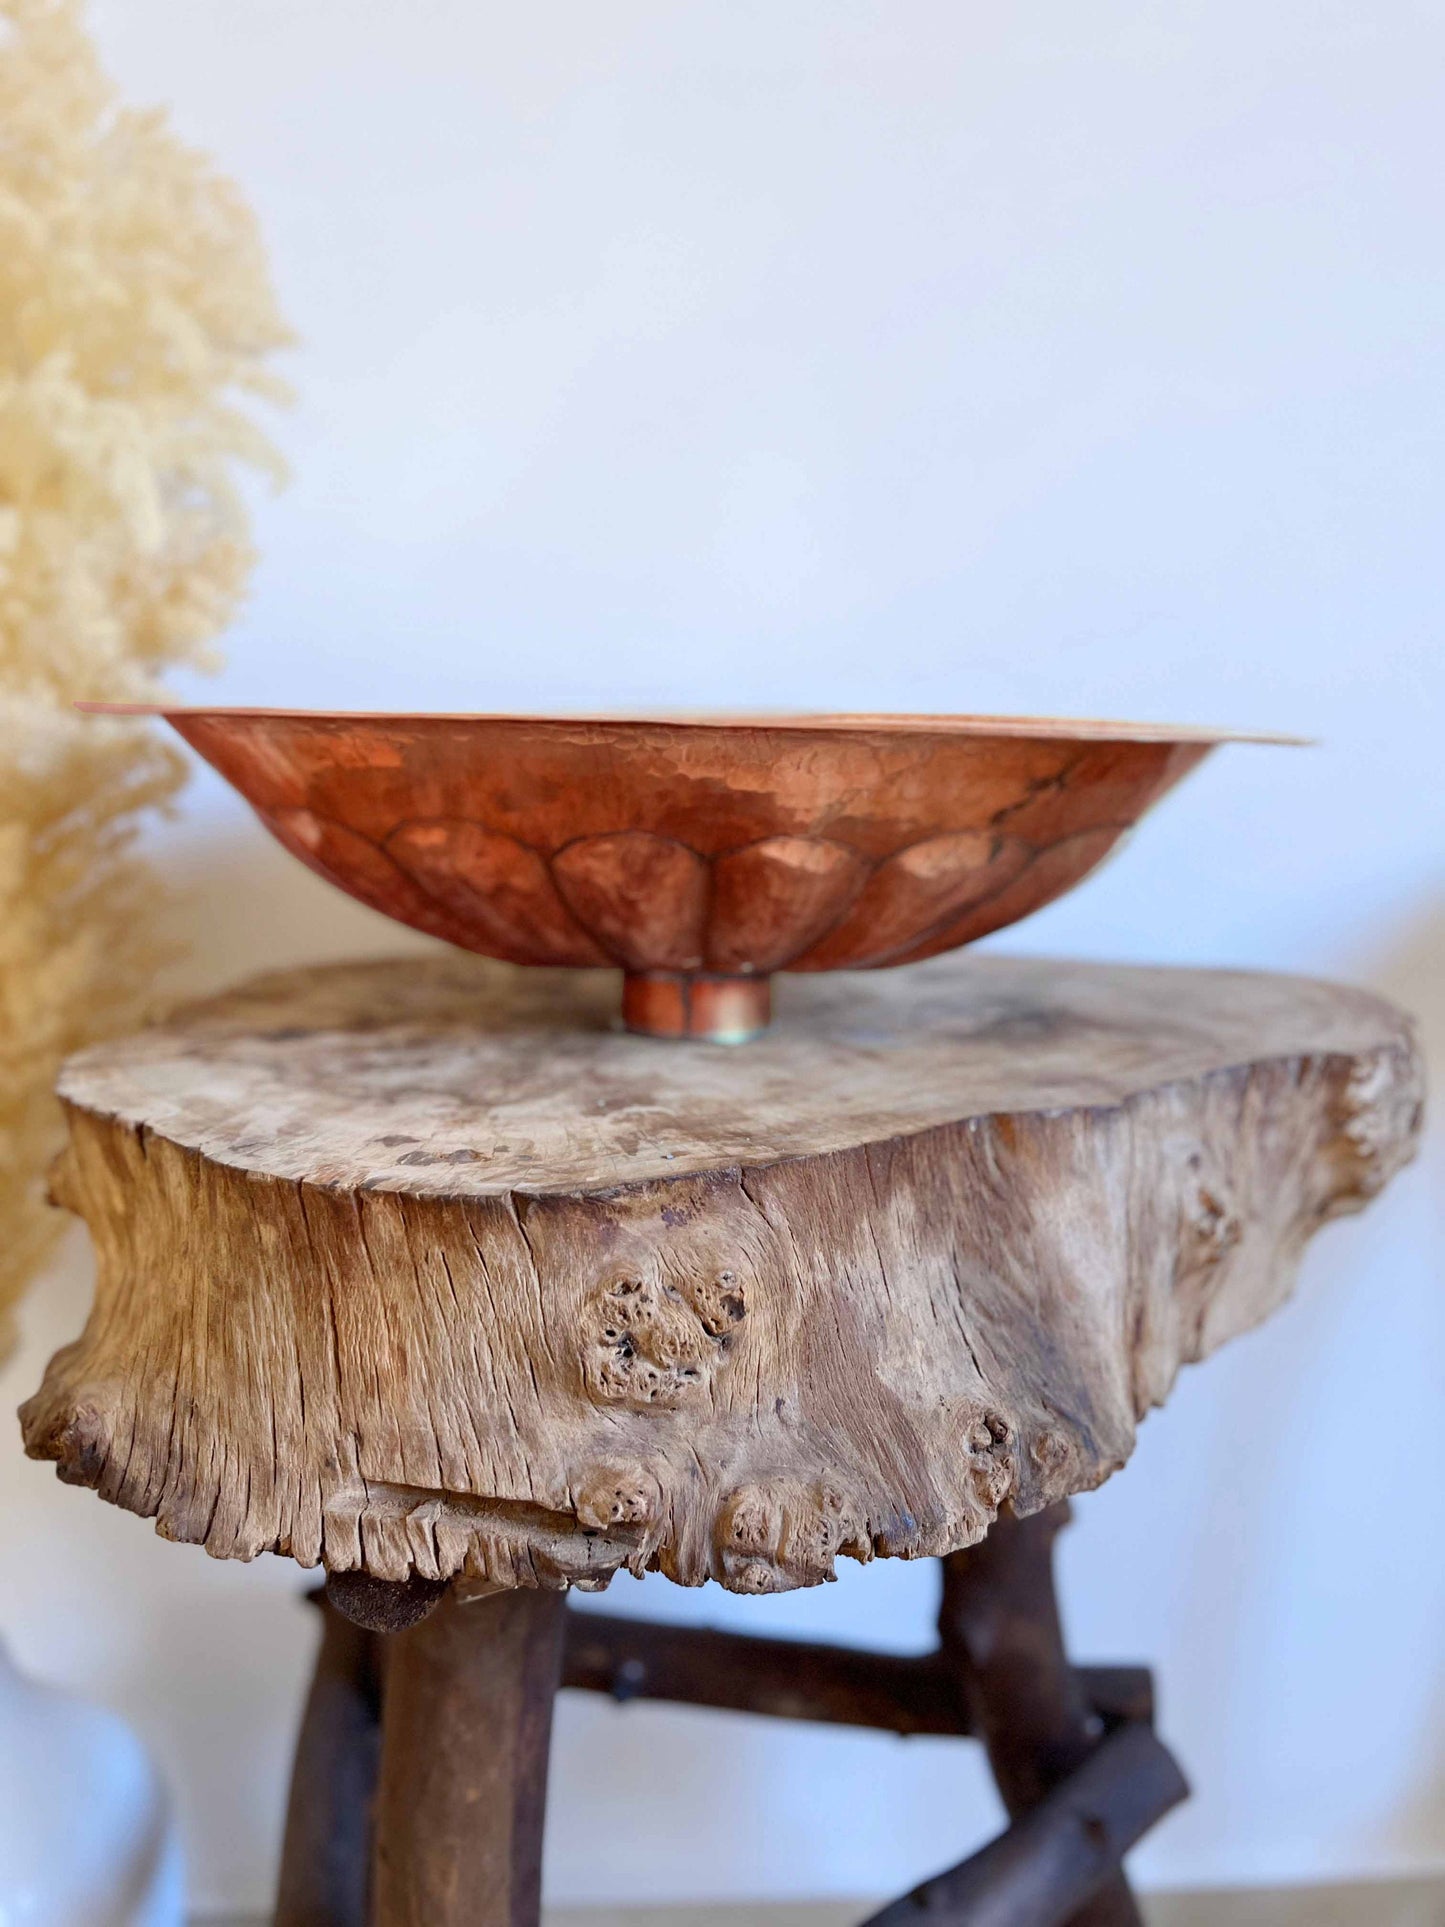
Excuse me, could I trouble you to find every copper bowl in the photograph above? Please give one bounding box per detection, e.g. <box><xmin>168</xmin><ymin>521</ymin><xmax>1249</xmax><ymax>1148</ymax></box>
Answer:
<box><xmin>94</xmin><ymin>707</ymin><xmax>1289</xmax><ymax>1041</ymax></box>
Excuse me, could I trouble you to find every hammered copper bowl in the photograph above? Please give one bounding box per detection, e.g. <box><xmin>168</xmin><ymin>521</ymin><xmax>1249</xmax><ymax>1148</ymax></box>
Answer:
<box><xmin>101</xmin><ymin>708</ymin><xmax>1279</xmax><ymax>1040</ymax></box>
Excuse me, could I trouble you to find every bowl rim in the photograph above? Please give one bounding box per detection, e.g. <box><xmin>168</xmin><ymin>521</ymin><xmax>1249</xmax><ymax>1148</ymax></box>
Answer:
<box><xmin>76</xmin><ymin>702</ymin><xmax>1307</xmax><ymax>746</ymax></box>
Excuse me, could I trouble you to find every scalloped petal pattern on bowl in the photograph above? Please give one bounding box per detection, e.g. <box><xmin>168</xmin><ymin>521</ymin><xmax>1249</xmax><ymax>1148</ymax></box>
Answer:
<box><xmin>121</xmin><ymin>708</ymin><xmax>1278</xmax><ymax>1035</ymax></box>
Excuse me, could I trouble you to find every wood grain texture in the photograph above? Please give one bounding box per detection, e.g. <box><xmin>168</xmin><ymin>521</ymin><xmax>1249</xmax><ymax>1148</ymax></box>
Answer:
<box><xmin>21</xmin><ymin>953</ymin><xmax>1421</xmax><ymax>1597</ymax></box>
<box><xmin>371</xmin><ymin>1587</ymin><xmax>565</xmax><ymax>1927</ymax></box>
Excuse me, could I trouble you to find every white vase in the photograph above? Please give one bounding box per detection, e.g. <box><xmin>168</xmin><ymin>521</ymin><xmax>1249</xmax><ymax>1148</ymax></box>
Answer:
<box><xmin>0</xmin><ymin>1637</ymin><xmax>184</xmax><ymax>1927</ymax></box>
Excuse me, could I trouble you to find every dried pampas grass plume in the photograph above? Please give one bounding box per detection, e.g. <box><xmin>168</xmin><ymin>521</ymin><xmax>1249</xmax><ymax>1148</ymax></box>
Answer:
<box><xmin>0</xmin><ymin>0</ymin><xmax>291</xmax><ymax>1356</ymax></box>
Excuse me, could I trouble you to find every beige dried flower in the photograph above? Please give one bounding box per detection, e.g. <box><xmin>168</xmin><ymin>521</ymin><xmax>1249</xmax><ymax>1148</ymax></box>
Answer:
<box><xmin>0</xmin><ymin>0</ymin><xmax>291</xmax><ymax>1355</ymax></box>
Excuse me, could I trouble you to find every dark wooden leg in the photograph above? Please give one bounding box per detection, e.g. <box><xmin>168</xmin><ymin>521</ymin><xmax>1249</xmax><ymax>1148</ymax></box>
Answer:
<box><xmin>558</xmin><ymin>1609</ymin><xmax>1153</xmax><ymax>1738</ymax></box>
<box><xmin>274</xmin><ymin>1592</ymin><xmax>384</xmax><ymax>1927</ymax></box>
<box><xmin>860</xmin><ymin>1719</ymin><xmax>1185</xmax><ymax>1927</ymax></box>
<box><xmin>275</xmin><ymin>1527</ymin><xmax>1171</xmax><ymax>1927</ymax></box>
<box><xmin>938</xmin><ymin>1502</ymin><xmax>1145</xmax><ymax>1927</ymax></box>
<box><xmin>370</xmin><ymin>1586</ymin><xmax>566</xmax><ymax>1927</ymax></box>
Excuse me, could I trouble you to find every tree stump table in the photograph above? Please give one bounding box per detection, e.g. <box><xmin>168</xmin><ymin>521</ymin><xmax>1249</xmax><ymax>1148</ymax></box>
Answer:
<box><xmin>20</xmin><ymin>953</ymin><xmax>1422</xmax><ymax>1927</ymax></box>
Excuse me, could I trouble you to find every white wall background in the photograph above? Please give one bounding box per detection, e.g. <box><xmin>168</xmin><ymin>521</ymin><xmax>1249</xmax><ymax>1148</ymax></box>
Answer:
<box><xmin>1</xmin><ymin>1</ymin><xmax>1441</xmax><ymax>1915</ymax></box>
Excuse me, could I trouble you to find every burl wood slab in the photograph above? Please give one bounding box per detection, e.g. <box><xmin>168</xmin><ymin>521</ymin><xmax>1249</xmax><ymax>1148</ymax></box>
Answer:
<box><xmin>22</xmin><ymin>955</ymin><xmax>1421</xmax><ymax>1597</ymax></box>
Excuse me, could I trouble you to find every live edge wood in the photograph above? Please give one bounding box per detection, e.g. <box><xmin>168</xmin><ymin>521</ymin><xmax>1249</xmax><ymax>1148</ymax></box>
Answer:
<box><xmin>22</xmin><ymin>952</ymin><xmax>1421</xmax><ymax>1598</ymax></box>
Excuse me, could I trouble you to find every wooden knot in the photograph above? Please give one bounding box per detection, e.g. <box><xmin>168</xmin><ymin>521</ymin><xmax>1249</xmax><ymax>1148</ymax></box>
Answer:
<box><xmin>580</xmin><ymin>1266</ymin><xmax>747</xmax><ymax>1410</ymax></box>
<box><xmin>574</xmin><ymin>1463</ymin><xmax>662</xmax><ymax>1534</ymax></box>
<box><xmin>1030</xmin><ymin>1429</ymin><xmax>1073</xmax><ymax>1474</ymax></box>
<box><xmin>967</xmin><ymin>1408</ymin><xmax>1017</xmax><ymax>1509</ymax></box>
<box><xmin>714</xmin><ymin>1477</ymin><xmax>870</xmax><ymax>1593</ymax></box>
<box><xmin>1174</xmin><ymin>1147</ymin><xmax>1242</xmax><ymax>1288</ymax></box>
<box><xmin>1330</xmin><ymin>1047</ymin><xmax>1425</xmax><ymax>1205</ymax></box>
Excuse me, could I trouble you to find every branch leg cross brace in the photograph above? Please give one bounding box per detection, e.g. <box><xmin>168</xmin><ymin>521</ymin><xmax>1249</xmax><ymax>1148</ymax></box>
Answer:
<box><xmin>275</xmin><ymin>1503</ymin><xmax>1186</xmax><ymax>1927</ymax></box>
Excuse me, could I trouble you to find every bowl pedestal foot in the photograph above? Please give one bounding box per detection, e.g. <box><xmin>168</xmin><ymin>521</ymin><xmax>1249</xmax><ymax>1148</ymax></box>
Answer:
<box><xmin>621</xmin><ymin>971</ymin><xmax>771</xmax><ymax>1043</ymax></box>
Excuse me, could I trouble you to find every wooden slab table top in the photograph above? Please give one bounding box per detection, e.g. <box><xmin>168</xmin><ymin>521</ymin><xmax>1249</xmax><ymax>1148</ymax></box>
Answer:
<box><xmin>20</xmin><ymin>951</ymin><xmax>1422</xmax><ymax>1927</ymax></box>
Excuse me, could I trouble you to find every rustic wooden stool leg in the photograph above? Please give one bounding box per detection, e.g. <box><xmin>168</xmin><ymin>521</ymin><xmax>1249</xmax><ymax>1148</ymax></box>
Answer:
<box><xmin>370</xmin><ymin>1586</ymin><xmax>566</xmax><ymax>1927</ymax></box>
<box><xmin>275</xmin><ymin>1592</ymin><xmax>384</xmax><ymax>1927</ymax></box>
<box><xmin>938</xmin><ymin>1503</ymin><xmax>1144</xmax><ymax>1927</ymax></box>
